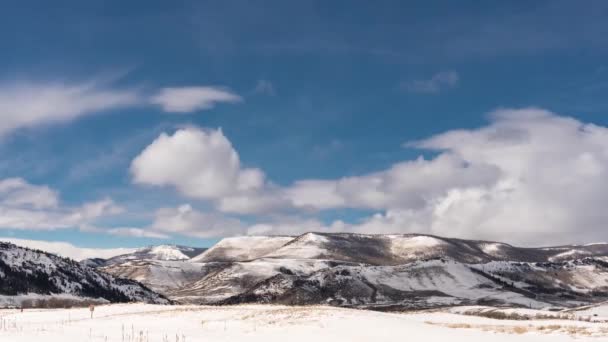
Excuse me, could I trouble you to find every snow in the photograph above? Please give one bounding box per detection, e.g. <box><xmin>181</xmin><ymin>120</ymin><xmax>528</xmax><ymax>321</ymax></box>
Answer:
<box><xmin>0</xmin><ymin>247</ymin><xmax>58</xmax><ymax>274</ymax></box>
<box><xmin>145</xmin><ymin>245</ymin><xmax>190</xmax><ymax>261</ymax></box>
<box><xmin>171</xmin><ymin>258</ymin><xmax>330</xmax><ymax>303</ymax></box>
<box><xmin>0</xmin><ymin>242</ymin><xmax>168</xmax><ymax>305</ymax></box>
<box><xmin>568</xmin><ymin>302</ymin><xmax>608</xmax><ymax>320</ymax></box>
<box><xmin>0</xmin><ymin>303</ymin><xmax>604</xmax><ymax>341</ymax></box>
<box><xmin>191</xmin><ymin>236</ymin><xmax>293</xmax><ymax>262</ymax></box>
<box><xmin>480</xmin><ymin>242</ymin><xmax>507</xmax><ymax>255</ymax></box>
<box><xmin>267</xmin><ymin>233</ymin><xmax>330</xmax><ymax>259</ymax></box>
<box><xmin>357</xmin><ymin>260</ymin><xmax>546</xmax><ymax>308</ymax></box>
<box><xmin>387</xmin><ymin>235</ymin><xmax>447</xmax><ymax>259</ymax></box>
<box><xmin>472</xmin><ymin>260</ymin><xmax>608</xmax><ymax>293</ymax></box>
<box><xmin>550</xmin><ymin>249</ymin><xmax>592</xmax><ymax>261</ymax></box>
<box><xmin>103</xmin><ymin>260</ymin><xmax>207</xmax><ymax>292</ymax></box>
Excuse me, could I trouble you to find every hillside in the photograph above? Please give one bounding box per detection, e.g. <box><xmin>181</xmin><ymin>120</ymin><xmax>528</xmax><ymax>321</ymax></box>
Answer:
<box><xmin>102</xmin><ymin>245</ymin><xmax>207</xmax><ymax>266</ymax></box>
<box><xmin>0</xmin><ymin>242</ymin><xmax>169</xmax><ymax>306</ymax></box>
<box><xmin>50</xmin><ymin>233</ymin><xmax>608</xmax><ymax>309</ymax></box>
<box><xmin>190</xmin><ymin>236</ymin><xmax>293</xmax><ymax>262</ymax></box>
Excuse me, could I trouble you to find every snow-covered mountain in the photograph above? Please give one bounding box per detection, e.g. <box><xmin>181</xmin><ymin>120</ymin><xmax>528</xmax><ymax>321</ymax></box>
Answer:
<box><xmin>56</xmin><ymin>233</ymin><xmax>608</xmax><ymax>309</ymax></box>
<box><xmin>190</xmin><ymin>236</ymin><xmax>293</xmax><ymax>262</ymax></box>
<box><xmin>0</xmin><ymin>242</ymin><xmax>169</xmax><ymax>306</ymax></box>
<box><xmin>101</xmin><ymin>245</ymin><xmax>207</xmax><ymax>265</ymax></box>
<box><xmin>262</xmin><ymin>233</ymin><xmax>608</xmax><ymax>264</ymax></box>
<box><xmin>92</xmin><ymin>245</ymin><xmax>208</xmax><ymax>293</ymax></box>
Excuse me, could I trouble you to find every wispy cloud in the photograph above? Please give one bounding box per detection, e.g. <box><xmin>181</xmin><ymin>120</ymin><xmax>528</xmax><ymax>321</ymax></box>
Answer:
<box><xmin>0</xmin><ymin>78</ymin><xmax>140</xmax><ymax>137</ymax></box>
<box><xmin>402</xmin><ymin>71</ymin><xmax>459</xmax><ymax>94</ymax></box>
<box><xmin>0</xmin><ymin>178</ymin><xmax>124</xmax><ymax>231</ymax></box>
<box><xmin>0</xmin><ymin>237</ymin><xmax>135</xmax><ymax>261</ymax></box>
<box><xmin>0</xmin><ymin>76</ymin><xmax>244</xmax><ymax>139</ymax></box>
<box><xmin>106</xmin><ymin>227</ymin><xmax>169</xmax><ymax>239</ymax></box>
<box><xmin>150</xmin><ymin>86</ymin><xmax>242</xmax><ymax>113</ymax></box>
<box><xmin>253</xmin><ymin>80</ymin><xmax>276</xmax><ymax>96</ymax></box>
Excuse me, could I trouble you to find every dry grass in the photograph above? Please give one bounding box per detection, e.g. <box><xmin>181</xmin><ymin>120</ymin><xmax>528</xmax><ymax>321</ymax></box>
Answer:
<box><xmin>426</xmin><ymin>321</ymin><xmax>608</xmax><ymax>337</ymax></box>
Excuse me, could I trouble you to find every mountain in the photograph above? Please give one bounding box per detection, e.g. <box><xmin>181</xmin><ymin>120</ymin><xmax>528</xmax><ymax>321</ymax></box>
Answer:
<box><xmin>62</xmin><ymin>233</ymin><xmax>608</xmax><ymax>310</ymax></box>
<box><xmin>223</xmin><ymin>258</ymin><xmax>608</xmax><ymax>309</ymax></box>
<box><xmin>263</xmin><ymin>233</ymin><xmax>608</xmax><ymax>264</ymax></box>
<box><xmin>101</xmin><ymin>245</ymin><xmax>207</xmax><ymax>265</ymax></box>
<box><xmin>0</xmin><ymin>242</ymin><xmax>169</xmax><ymax>306</ymax></box>
<box><xmin>190</xmin><ymin>236</ymin><xmax>293</xmax><ymax>262</ymax></box>
<box><xmin>93</xmin><ymin>245</ymin><xmax>208</xmax><ymax>293</ymax></box>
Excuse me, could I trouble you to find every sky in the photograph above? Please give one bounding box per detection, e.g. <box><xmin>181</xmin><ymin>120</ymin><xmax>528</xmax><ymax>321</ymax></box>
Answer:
<box><xmin>1</xmin><ymin>0</ymin><xmax>608</xmax><ymax>250</ymax></box>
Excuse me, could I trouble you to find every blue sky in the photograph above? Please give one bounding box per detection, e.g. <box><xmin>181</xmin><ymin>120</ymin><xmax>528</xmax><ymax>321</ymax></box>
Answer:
<box><xmin>1</xmin><ymin>1</ymin><xmax>608</xmax><ymax>249</ymax></box>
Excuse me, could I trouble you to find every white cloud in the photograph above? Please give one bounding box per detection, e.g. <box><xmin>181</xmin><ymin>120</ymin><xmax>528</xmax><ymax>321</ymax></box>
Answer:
<box><xmin>66</xmin><ymin>197</ymin><xmax>125</xmax><ymax>222</ymax></box>
<box><xmin>131</xmin><ymin>127</ymin><xmax>265</xmax><ymax>200</ymax></box>
<box><xmin>0</xmin><ymin>78</ymin><xmax>247</xmax><ymax>138</ymax></box>
<box><xmin>293</xmin><ymin>108</ymin><xmax>608</xmax><ymax>245</ymax></box>
<box><xmin>150</xmin><ymin>204</ymin><xmax>245</xmax><ymax>238</ymax></box>
<box><xmin>0</xmin><ymin>178</ymin><xmax>124</xmax><ymax>231</ymax></box>
<box><xmin>402</xmin><ymin>71</ymin><xmax>459</xmax><ymax>93</ymax></box>
<box><xmin>0</xmin><ymin>237</ymin><xmax>135</xmax><ymax>261</ymax></box>
<box><xmin>0</xmin><ymin>178</ymin><xmax>59</xmax><ymax>209</ymax></box>
<box><xmin>217</xmin><ymin>191</ymin><xmax>285</xmax><ymax>214</ymax></box>
<box><xmin>245</xmin><ymin>217</ymin><xmax>345</xmax><ymax>236</ymax></box>
<box><xmin>106</xmin><ymin>227</ymin><xmax>169</xmax><ymax>239</ymax></box>
<box><xmin>129</xmin><ymin>108</ymin><xmax>608</xmax><ymax>245</ymax></box>
<box><xmin>0</xmin><ymin>79</ymin><xmax>140</xmax><ymax>137</ymax></box>
<box><xmin>284</xmin><ymin>154</ymin><xmax>500</xmax><ymax>211</ymax></box>
<box><xmin>150</xmin><ymin>86</ymin><xmax>241</xmax><ymax>113</ymax></box>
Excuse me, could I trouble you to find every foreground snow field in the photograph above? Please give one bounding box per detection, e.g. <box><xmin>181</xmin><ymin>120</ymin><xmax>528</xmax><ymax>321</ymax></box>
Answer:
<box><xmin>1</xmin><ymin>304</ymin><xmax>607</xmax><ymax>341</ymax></box>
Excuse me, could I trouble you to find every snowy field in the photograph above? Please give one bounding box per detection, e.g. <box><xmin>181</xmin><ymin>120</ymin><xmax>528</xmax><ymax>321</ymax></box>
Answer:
<box><xmin>1</xmin><ymin>304</ymin><xmax>608</xmax><ymax>341</ymax></box>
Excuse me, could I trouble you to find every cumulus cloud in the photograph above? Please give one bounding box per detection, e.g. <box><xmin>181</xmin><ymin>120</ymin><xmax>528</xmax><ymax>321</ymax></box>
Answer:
<box><xmin>149</xmin><ymin>204</ymin><xmax>245</xmax><ymax>238</ymax></box>
<box><xmin>150</xmin><ymin>86</ymin><xmax>242</xmax><ymax>113</ymax></box>
<box><xmin>131</xmin><ymin>127</ymin><xmax>265</xmax><ymax>200</ymax></box>
<box><xmin>0</xmin><ymin>178</ymin><xmax>124</xmax><ymax>231</ymax></box>
<box><xmin>130</xmin><ymin>108</ymin><xmax>608</xmax><ymax>245</ymax></box>
<box><xmin>282</xmin><ymin>108</ymin><xmax>608</xmax><ymax>245</ymax></box>
<box><xmin>402</xmin><ymin>71</ymin><xmax>459</xmax><ymax>93</ymax></box>
<box><xmin>0</xmin><ymin>79</ymin><xmax>140</xmax><ymax>137</ymax></box>
<box><xmin>0</xmin><ymin>178</ymin><xmax>59</xmax><ymax>209</ymax></box>
<box><xmin>284</xmin><ymin>154</ymin><xmax>500</xmax><ymax>211</ymax></box>
<box><xmin>0</xmin><ymin>237</ymin><xmax>135</xmax><ymax>261</ymax></box>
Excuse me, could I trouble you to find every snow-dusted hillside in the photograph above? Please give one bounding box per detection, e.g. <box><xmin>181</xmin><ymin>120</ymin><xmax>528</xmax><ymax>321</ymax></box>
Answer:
<box><xmin>169</xmin><ymin>258</ymin><xmax>332</xmax><ymax>304</ymax></box>
<box><xmin>0</xmin><ymin>242</ymin><xmax>169</xmax><ymax>306</ymax></box>
<box><xmin>170</xmin><ymin>234</ymin><xmax>608</xmax><ymax>307</ymax></box>
<box><xmin>100</xmin><ymin>260</ymin><xmax>210</xmax><ymax>293</ymax></box>
<box><xmin>190</xmin><ymin>236</ymin><xmax>293</xmax><ymax>262</ymax></box>
<box><xmin>264</xmin><ymin>233</ymin><xmax>608</xmax><ymax>265</ymax></box>
<box><xmin>23</xmin><ymin>233</ymin><xmax>608</xmax><ymax>310</ymax></box>
<box><xmin>102</xmin><ymin>245</ymin><xmax>207</xmax><ymax>266</ymax></box>
<box><xmin>94</xmin><ymin>245</ymin><xmax>209</xmax><ymax>293</ymax></box>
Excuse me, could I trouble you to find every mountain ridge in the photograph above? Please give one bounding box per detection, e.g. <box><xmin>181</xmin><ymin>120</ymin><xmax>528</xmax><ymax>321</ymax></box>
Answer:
<box><xmin>0</xmin><ymin>242</ymin><xmax>169</xmax><ymax>306</ymax></box>
<box><xmin>6</xmin><ymin>233</ymin><xmax>608</xmax><ymax>310</ymax></box>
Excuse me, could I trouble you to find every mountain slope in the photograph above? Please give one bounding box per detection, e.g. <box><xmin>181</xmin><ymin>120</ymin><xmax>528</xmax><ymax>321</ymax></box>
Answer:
<box><xmin>103</xmin><ymin>245</ymin><xmax>207</xmax><ymax>266</ymax></box>
<box><xmin>264</xmin><ymin>233</ymin><xmax>608</xmax><ymax>265</ymax></box>
<box><xmin>100</xmin><ymin>260</ymin><xmax>210</xmax><ymax>293</ymax></box>
<box><xmin>58</xmin><ymin>233</ymin><xmax>608</xmax><ymax>310</ymax></box>
<box><xmin>95</xmin><ymin>245</ymin><xmax>208</xmax><ymax>293</ymax></box>
<box><xmin>169</xmin><ymin>234</ymin><xmax>608</xmax><ymax>308</ymax></box>
<box><xmin>0</xmin><ymin>242</ymin><xmax>169</xmax><ymax>305</ymax></box>
<box><xmin>223</xmin><ymin>258</ymin><xmax>608</xmax><ymax>309</ymax></box>
<box><xmin>190</xmin><ymin>236</ymin><xmax>293</xmax><ymax>262</ymax></box>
